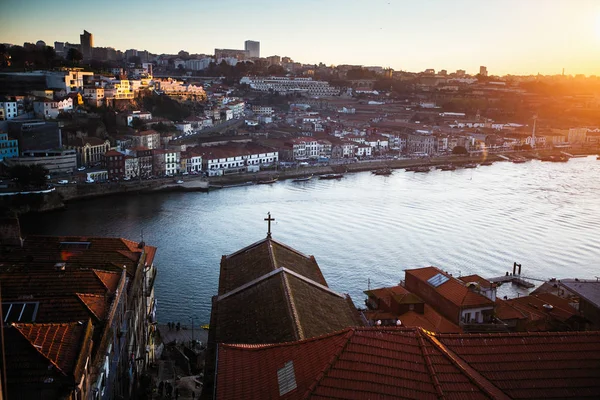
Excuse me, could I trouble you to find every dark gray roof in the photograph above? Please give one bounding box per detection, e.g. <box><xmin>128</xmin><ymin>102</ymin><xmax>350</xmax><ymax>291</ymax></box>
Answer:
<box><xmin>560</xmin><ymin>279</ymin><xmax>600</xmax><ymax>308</ymax></box>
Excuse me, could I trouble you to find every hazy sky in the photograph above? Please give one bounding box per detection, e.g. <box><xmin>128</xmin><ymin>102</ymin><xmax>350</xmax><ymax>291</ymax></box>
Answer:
<box><xmin>2</xmin><ymin>0</ymin><xmax>600</xmax><ymax>76</ymax></box>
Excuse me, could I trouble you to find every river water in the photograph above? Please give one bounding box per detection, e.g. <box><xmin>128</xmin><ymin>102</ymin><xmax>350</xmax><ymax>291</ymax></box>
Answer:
<box><xmin>21</xmin><ymin>156</ymin><xmax>600</xmax><ymax>325</ymax></box>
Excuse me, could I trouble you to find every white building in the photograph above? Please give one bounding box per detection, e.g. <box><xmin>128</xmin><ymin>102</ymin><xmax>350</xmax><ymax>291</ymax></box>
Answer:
<box><xmin>165</xmin><ymin>151</ymin><xmax>179</xmax><ymax>176</ymax></box>
<box><xmin>124</xmin><ymin>111</ymin><xmax>153</xmax><ymax>127</ymax></box>
<box><xmin>124</xmin><ymin>156</ymin><xmax>139</xmax><ymax>179</ymax></box>
<box><xmin>252</xmin><ymin>106</ymin><xmax>274</xmax><ymax>116</ymax></box>
<box><xmin>200</xmin><ymin>144</ymin><xmax>278</xmax><ymax>176</ymax></box>
<box><xmin>104</xmin><ymin>80</ymin><xmax>134</xmax><ymax>101</ymax></box>
<box><xmin>0</xmin><ymin>101</ymin><xmax>18</xmax><ymax>120</ymax></box>
<box><xmin>185</xmin><ymin>58</ymin><xmax>214</xmax><ymax>71</ymax></box>
<box><xmin>175</xmin><ymin>122</ymin><xmax>193</xmax><ymax>134</ymax></box>
<box><xmin>355</xmin><ymin>144</ymin><xmax>372</xmax><ymax>157</ymax></box>
<box><xmin>240</xmin><ymin>76</ymin><xmax>340</xmax><ymax>97</ymax></box>
<box><xmin>33</xmin><ymin>98</ymin><xmax>73</xmax><ymax>119</ymax></box>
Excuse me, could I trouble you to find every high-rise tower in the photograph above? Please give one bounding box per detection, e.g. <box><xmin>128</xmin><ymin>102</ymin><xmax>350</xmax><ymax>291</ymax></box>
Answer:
<box><xmin>244</xmin><ymin>40</ymin><xmax>260</xmax><ymax>58</ymax></box>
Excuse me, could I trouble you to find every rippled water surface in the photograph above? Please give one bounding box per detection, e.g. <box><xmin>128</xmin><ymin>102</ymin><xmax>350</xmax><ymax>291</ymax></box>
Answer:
<box><xmin>21</xmin><ymin>156</ymin><xmax>600</xmax><ymax>324</ymax></box>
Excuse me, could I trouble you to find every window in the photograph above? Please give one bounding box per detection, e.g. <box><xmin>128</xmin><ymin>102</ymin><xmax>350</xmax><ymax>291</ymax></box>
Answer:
<box><xmin>3</xmin><ymin>302</ymin><xmax>39</xmax><ymax>323</ymax></box>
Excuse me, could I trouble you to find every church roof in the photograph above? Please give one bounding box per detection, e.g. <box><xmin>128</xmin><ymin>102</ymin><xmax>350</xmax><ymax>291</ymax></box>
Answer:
<box><xmin>218</xmin><ymin>237</ymin><xmax>327</xmax><ymax>295</ymax></box>
<box><xmin>213</xmin><ymin>237</ymin><xmax>362</xmax><ymax>344</ymax></box>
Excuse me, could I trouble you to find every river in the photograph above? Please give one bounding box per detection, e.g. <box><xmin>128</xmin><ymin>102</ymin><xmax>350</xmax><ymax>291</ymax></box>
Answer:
<box><xmin>21</xmin><ymin>156</ymin><xmax>600</xmax><ymax>325</ymax></box>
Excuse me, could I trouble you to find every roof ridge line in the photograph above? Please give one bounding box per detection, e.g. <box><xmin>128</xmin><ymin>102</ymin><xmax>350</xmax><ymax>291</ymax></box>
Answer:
<box><xmin>267</xmin><ymin>239</ymin><xmax>277</xmax><ymax>271</ymax></box>
<box><xmin>416</xmin><ymin>329</ymin><xmax>446</xmax><ymax>399</ymax></box>
<box><xmin>422</xmin><ymin>330</ymin><xmax>510</xmax><ymax>400</ymax></box>
<box><xmin>281</xmin><ymin>272</ymin><xmax>303</xmax><ymax>341</ymax></box>
<box><xmin>217</xmin><ymin>267</ymin><xmax>284</xmax><ymax>301</ymax></box>
<box><xmin>12</xmin><ymin>322</ymin><xmax>69</xmax><ymax>377</ymax></box>
<box><xmin>302</xmin><ymin>329</ymin><xmax>356</xmax><ymax>400</ymax></box>
<box><xmin>281</xmin><ymin>268</ymin><xmax>345</xmax><ymax>299</ymax></box>
<box><xmin>224</xmin><ymin>238</ymin><xmax>268</xmax><ymax>259</ymax></box>
<box><xmin>269</xmin><ymin>238</ymin><xmax>313</xmax><ymax>260</ymax></box>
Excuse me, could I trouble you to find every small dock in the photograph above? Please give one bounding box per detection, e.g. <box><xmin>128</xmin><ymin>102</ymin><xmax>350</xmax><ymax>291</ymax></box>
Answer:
<box><xmin>488</xmin><ymin>274</ymin><xmax>535</xmax><ymax>288</ymax></box>
<box><xmin>497</xmin><ymin>155</ymin><xmax>511</xmax><ymax>161</ymax></box>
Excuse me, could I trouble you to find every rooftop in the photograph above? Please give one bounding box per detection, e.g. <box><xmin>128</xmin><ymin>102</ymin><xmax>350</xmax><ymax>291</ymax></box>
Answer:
<box><xmin>216</xmin><ymin>327</ymin><xmax>600</xmax><ymax>400</ymax></box>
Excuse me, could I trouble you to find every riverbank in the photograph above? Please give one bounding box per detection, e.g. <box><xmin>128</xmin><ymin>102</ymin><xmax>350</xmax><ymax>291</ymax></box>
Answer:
<box><xmin>10</xmin><ymin>147</ymin><xmax>599</xmax><ymax>214</ymax></box>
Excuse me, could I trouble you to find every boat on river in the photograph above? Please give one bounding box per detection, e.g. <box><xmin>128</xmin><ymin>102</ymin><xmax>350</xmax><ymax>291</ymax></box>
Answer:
<box><xmin>319</xmin><ymin>173</ymin><xmax>344</xmax><ymax>180</ymax></box>
<box><xmin>480</xmin><ymin>161</ymin><xmax>493</xmax><ymax>166</ymax></box>
<box><xmin>414</xmin><ymin>166</ymin><xmax>431</xmax><ymax>173</ymax></box>
<box><xmin>512</xmin><ymin>157</ymin><xmax>527</xmax><ymax>164</ymax></box>
<box><xmin>463</xmin><ymin>163</ymin><xmax>478</xmax><ymax>168</ymax></box>
<box><xmin>439</xmin><ymin>164</ymin><xmax>456</xmax><ymax>171</ymax></box>
<box><xmin>372</xmin><ymin>168</ymin><xmax>392</xmax><ymax>176</ymax></box>
<box><xmin>292</xmin><ymin>174</ymin><xmax>313</xmax><ymax>182</ymax></box>
<box><xmin>257</xmin><ymin>177</ymin><xmax>278</xmax><ymax>184</ymax></box>
<box><xmin>541</xmin><ymin>155</ymin><xmax>569</xmax><ymax>162</ymax></box>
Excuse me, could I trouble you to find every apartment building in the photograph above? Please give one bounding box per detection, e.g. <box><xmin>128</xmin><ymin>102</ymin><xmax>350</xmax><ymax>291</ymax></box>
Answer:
<box><xmin>240</xmin><ymin>76</ymin><xmax>340</xmax><ymax>97</ymax></box>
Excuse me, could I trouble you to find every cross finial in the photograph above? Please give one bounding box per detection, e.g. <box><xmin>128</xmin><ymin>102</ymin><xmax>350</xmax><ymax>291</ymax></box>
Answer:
<box><xmin>264</xmin><ymin>212</ymin><xmax>275</xmax><ymax>239</ymax></box>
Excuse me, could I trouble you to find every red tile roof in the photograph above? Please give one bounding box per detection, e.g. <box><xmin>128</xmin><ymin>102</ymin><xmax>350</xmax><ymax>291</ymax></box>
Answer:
<box><xmin>406</xmin><ymin>267</ymin><xmax>494</xmax><ymax>308</ymax></box>
<box><xmin>459</xmin><ymin>274</ymin><xmax>495</xmax><ymax>289</ymax></box>
<box><xmin>217</xmin><ymin>327</ymin><xmax>502</xmax><ymax>400</ymax></box>
<box><xmin>217</xmin><ymin>327</ymin><xmax>600</xmax><ymax>400</ymax></box>
<box><xmin>12</xmin><ymin>321</ymin><xmax>91</xmax><ymax>377</ymax></box>
<box><xmin>397</xmin><ymin>304</ymin><xmax>462</xmax><ymax>333</ymax></box>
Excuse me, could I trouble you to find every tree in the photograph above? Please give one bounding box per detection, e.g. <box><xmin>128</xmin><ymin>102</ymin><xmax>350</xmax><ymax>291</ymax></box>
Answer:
<box><xmin>131</xmin><ymin>117</ymin><xmax>146</xmax><ymax>130</ymax></box>
<box><xmin>67</xmin><ymin>48</ymin><xmax>83</xmax><ymax>64</ymax></box>
<box><xmin>452</xmin><ymin>146</ymin><xmax>468</xmax><ymax>155</ymax></box>
<box><xmin>8</xmin><ymin>165</ymin><xmax>49</xmax><ymax>189</ymax></box>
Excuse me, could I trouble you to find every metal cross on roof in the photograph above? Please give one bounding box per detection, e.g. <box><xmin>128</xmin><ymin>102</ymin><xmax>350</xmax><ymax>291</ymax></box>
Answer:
<box><xmin>264</xmin><ymin>212</ymin><xmax>275</xmax><ymax>238</ymax></box>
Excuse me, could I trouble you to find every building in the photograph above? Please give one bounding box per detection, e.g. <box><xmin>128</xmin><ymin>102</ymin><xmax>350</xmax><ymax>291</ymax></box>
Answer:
<box><xmin>0</xmin><ymin>99</ymin><xmax>18</xmax><ymax>120</ymax></box>
<box><xmin>0</xmin><ymin>132</ymin><xmax>19</xmax><ymax>161</ymax></box>
<box><xmin>83</xmin><ymin>86</ymin><xmax>105</xmax><ymax>107</ymax></box>
<box><xmin>568</xmin><ymin>127</ymin><xmax>588</xmax><ymax>144</ymax></box>
<box><xmin>131</xmin><ymin>130</ymin><xmax>160</xmax><ymax>150</ymax></box>
<box><xmin>33</xmin><ymin>98</ymin><xmax>73</xmax><ymax>119</ymax></box>
<box><xmin>7</xmin><ymin>120</ymin><xmax>61</xmax><ymax>152</ymax></box>
<box><xmin>244</xmin><ymin>40</ymin><xmax>260</xmax><ymax>58</ymax></box>
<box><xmin>103</xmin><ymin>149</ymin><xmax>125</xmax><ymax>180</ymax></box>
<box><xmin>199</xmin><ymin>144</ymin><xmax>278</xmax><ymax>176</ymax></box>
<box><xmin>130</xmin><ymin>147</ymin><xmax>153</xmax><ymax>178</ymax></box>
<box><xmin>214</xmin><ymin>326</ymin><xmax>600</xmax><ymax>400</ymax></box>
<box><xmin>6</xmin><ymin>149</ymin><xmax>77</xmax><ymax>173</ymax></box>
<box><xmin>104</xmin><ymin>80</ymin><xmax>134</xmax><ymax>102</ymax></box>
<box><xmin>404</xmin><ymin>266</ymin><xmax>495</xmax><ymax>327</ymax></box>
<box><xmin>240</xmin><ymin>76</ymin><xmax>340</xmax><ymax>97</ymax></box>
<box><xmin>80</xmin><ymin>30</ymin><xmax>94</xmax><ymax>60</ymax></box>
<box><xmin>406</xmin><ymin>133</ymin><xmax>435</xmax><ymax>155</ymax></box>
<box><xmin>214</xmin><ymin>48</ymin><xmax>248</xmax><ymax>60</ymax></box>
<box><xmin>66</xmin><ymin>137</ymin><xmax>111</xmax><ymax>167</ymax></box>
<box><xmin>118</xmin><ymin>111</ymin><xmax>153</xmax><ymax>127</ymax></box>
<box><xmin>0</xmin><ymin>221</ymin><xmax>158</xmax><ymax>399</ymax></box>
<box><xmin>203</xmin><ymin>226</ymin><xmax>363</xmax><ymax>397</ymax></box>
<box><xmin>363</xmin><ymin>284</ymin><xmax>462</xmax><ymax>333</ymax></box>
<box><xmin>479</xmin><ymin>65</ymin><xmax>488</xmax><ymax>76</ymax></box>
<box><xmin>152</xmin><ymin>149</ymin><xmax>179</xmax><ymax>176</ymax></box>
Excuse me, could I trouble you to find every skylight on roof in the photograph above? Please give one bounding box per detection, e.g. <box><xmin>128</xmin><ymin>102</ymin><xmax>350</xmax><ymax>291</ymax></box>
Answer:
<box><xmin>427</xmin><ymin>273</ymin><xmax>449</xmax><ymax>288</ymax></box>
<box><xmin>2</xmin><ymin>302</ymin><xmax>39</xmax><ymax>323</ymax></box>
<box><xmin>59</xmin><ymin>241</ymin><xmax>91</xmax><ymax>250</ymax></box>
<box><xmin>277</xmin><ymin>361</ymin><xmax>297</xmax><ymax>396</ymax></box>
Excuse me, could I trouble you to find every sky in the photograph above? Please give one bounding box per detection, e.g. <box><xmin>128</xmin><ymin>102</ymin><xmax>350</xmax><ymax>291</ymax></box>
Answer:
<box><xmin>2</xmin><ymin>0</ymin><xmax>600</xmax><ymax>76</ymax></box>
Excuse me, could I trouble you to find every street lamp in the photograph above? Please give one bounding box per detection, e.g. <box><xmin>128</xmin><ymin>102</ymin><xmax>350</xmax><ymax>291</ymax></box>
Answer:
<box><xmin>189</xmin><ymin>316</ymin><xmax>196</xmax><ymax>347</ymax></box>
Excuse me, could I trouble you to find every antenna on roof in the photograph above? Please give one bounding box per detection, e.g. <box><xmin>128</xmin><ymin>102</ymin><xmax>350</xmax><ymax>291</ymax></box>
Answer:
<box><xmin>138</xmin><ymin>229</ymin><xmax>145</xmax><ymax>249</ymax></box>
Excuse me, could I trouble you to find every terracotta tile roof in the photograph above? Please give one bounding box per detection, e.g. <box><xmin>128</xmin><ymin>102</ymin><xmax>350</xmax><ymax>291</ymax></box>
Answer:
<box><xmin>397</xmin><ymin>304</ymin><xmax>463</xmax><ymax>333</ymax></box>
<box><xmin>8</xmin><ymin>321</ymin><xmax>87</xmax><ymax>375</ymax></box>
<box><xmin>504</xmin><ymin>293</ymin><xmax>586</xmax><ymax>331</ymax></box>
<box><xmin>76</xmin><ymin>294</ymin><xmax>108</xmax><ymax>321</ymax></box>
<box><xmin>494</xmin><ymin>299</ymin><xmax>527</xmax><ymax>321</ymax></box>
<box><xmin>459</xmin><ymin>274</ymin><xmax>495</xmax><ymax>289</ymax></box>
<box><xmin>365</xmin><ymin>285</ymin><xmax>422</xmax><ymax>308</ymax></box>
<box><xmin>438</xmin><ymin>330</ymin><xmax>600</xmax><ymax>399</ymax></box>
<box><xmin>0</xmin><ymin>236</ymin><xmax>155</xmax><ymax>280</ymax></box>
<box><xmin>406</xmin><ymin>267</ymin><xmax>494</xmax><ymax>308</ymax></box>
<box><xmin>93</xmin><ymin>270</ymin><xmax>122</xmax><ymax>293</ymax></box>
<box><xmin>216</xmin><ymin>327</ymin><xmax>501</xmax><ymax>400</ymax></box>
<box><xmin>104</xmin><ymin>150</ymin><xmax>123</xmax><ymax>157</ymax></box>
<box><xmin>217</xmin><ymin>327</ymin><xmax>600</xmax><ymax>400</ymax></box>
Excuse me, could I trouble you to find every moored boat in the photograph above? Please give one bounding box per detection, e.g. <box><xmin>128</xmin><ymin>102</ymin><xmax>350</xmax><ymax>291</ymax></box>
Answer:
<box><xmin>373</xmin><ymin>168</ymin><xmax>392</xmax><ymax>176</ymax></box>
<box><xmin>414</xmin><ymin>166</ymin><xmax>430</xmax><ymax>173</ymax></box>
<box><xmin>439</xmin><ymin>165</ymin><xmax>456</xmax><ymax>171</ymax></box>
<box><xmin>292</xmin><ymin>174</ymin><xmax>313</xmax><ymax>182</ymax></box>
<box><xmin>319</xmin><ymin>173</ymin><xmax>344</xmax><ymax>180</ymax></box>
<box><xmin>512</xmin><ymin>157</ymin><xmax>527</xmax><ymax>164</ymax></box>
<box><xmin>463</xmin><ymin>163</ymin><xmax>478</xmax><ymax>168</ymax></box>
<box><xmin>257</xmin><ymin>177</ymin><xmax>278</xmax><ymax>184</ymax></box>
<box><xmin>480</xmin><ymin>161</ymin><xmax>493</xmax><ymax>166</ymax></box>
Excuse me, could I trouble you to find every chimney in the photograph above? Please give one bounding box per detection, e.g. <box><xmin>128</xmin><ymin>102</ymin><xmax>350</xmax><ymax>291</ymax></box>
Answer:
<box><xmin>0</xmin><ymin>214</ymin><xmax>23</xmax><ymax>247</ymax></box>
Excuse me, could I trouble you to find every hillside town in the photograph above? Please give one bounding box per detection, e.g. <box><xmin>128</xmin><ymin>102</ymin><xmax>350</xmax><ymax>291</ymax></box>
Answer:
<box><xmin>1</xmin><ymin>31</ymin><xmax>600</xmax><ymax>191</ymax></box>
<box><xmin>0</xmin><ymin>28</ymin><xmax>600</xmax><ymax>400</ymax></box>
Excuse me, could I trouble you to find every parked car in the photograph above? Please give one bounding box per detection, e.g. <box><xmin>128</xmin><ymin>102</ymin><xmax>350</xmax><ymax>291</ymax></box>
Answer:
<box><xmin>57</xmin><ymin>180</ymin><xmax>69</xmax><ymax>184</ymax></box>
<box><xmin>77</xmin><ymin>166</ymin><xmax>86</xmax><ymax>171</ymax></box>
<box><xmin>176</xmin><ymin>180</ymin><xmax>184</xmax><ymax>184</ymax></box>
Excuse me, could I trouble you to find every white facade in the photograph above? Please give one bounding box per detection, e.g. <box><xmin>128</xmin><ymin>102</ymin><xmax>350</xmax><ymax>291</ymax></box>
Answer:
<box><xmin>189</xmin><ymin>155</ymin><xmax>203</xmax><ymax>172</ymax></box>
<box><xmin>165</xmin><ymin>151</ymin><xmax>179</xmax><ymax>176</ymax></box>
<box><xmin>33</xmin><ymin>98</ymin><xmax>73</xmax><ymax>119</ymax></box>
<box><xmin>460</xmin><ymin>306</ymin><xmax>494</xmax><ymax>324</ymax></box>
<box><xmin>127</xmin><ymin>111</ymin><xmax>153</xmax><ymax>126</ymax></box>
<box><xmin>252</xmin><ymin>106</ymin><xmax>274</xmax><ymax>116</ymax></box>
<box><xmin>175</xmin><ymin>123</ymin><xmax>193</xmax><ymax>134</ymax></box>
<box><xmin>125</xmin><ymin>156</ymin><xmax>139</xmax><ymax>179</ymax></box>
<box><xmin>355</xmin><ymin>145</ymin><xmax>372</xmax><ymax>157</ymax></box>
<box><xmin>185</xmin><ymin>58</ymin><xmax>214</xmax><ymax>71</ymax></box>
<box><xmin>105</xmin><ymin>80</ymin><xmax>134</xmax><ymax>100</ymax></box>
<box><xmin>0</xmin><ymin>102</ymin><xmax>17</xmax><ymax>120</ymax></box>
<box><xmin>240</xmin><ymin>76</ymin><xmax>340</xmax><ymax>97</ymax></box>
